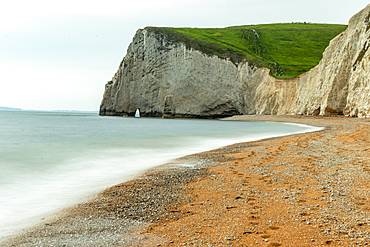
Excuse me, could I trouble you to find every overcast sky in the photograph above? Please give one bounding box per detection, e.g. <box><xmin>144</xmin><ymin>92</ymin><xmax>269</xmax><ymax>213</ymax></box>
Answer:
<box><xmin>1</xmin><ymin>0</ymin><xmax>369</xmax><ymax>111</ymax></box>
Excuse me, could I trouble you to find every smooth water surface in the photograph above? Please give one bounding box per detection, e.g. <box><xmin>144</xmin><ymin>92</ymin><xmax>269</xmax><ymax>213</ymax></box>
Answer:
<box><xmin>0</xmin><ymin>111</ymin><xmax>322</xmax><ymax>238</ymax></box>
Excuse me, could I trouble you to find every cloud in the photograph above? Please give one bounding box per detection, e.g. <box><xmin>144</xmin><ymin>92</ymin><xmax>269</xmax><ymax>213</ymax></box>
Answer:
<box><xmin>1</xmin><ymin>0</ymin><xmax>370</xmax><ymax>110</ymax></box>
<box><xmin>0</xmin><ymin>61</ymin><xmax>108</xmax><ymax>110</ymax></box>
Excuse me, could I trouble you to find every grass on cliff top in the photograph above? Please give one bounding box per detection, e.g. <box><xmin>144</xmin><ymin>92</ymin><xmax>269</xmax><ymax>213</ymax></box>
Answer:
<box><xmin>147</xmin><ymin>23</ymin><xmax>347</xmax><ymax>79</ymax></box>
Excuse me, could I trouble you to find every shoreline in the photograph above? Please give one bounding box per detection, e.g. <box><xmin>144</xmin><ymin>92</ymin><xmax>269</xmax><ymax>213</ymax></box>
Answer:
<box><xmin>0</xmin><ymin>116</ymin><xmax>319</xmax><ymax>242</ymax></box>
<box><xmin>3</xmin><ymin>115</ymin><xmax>370</xmax><ymax>246</ymax></box>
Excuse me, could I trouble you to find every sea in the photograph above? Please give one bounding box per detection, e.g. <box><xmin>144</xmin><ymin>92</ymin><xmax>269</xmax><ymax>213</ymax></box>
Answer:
<box><xmin>0</xmin><ymin>110</ymin><xmax>322</xmax><ymax>239</ymax></box>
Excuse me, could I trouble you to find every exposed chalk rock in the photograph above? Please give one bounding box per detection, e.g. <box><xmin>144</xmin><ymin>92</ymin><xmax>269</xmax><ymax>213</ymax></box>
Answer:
<box><xmin>99</xmin><ymin>29</ymin><xmax>296</xmax><ymax>118</ymax></box>
<box><xmin>296</xmin><ymin>4</ymin><xmax>370</xmax><ymax>117</ymax></box>
<box><xmin>100</xmin><ymin>4</ymin><xmax>370</xmax><ymax>118</ymax></box>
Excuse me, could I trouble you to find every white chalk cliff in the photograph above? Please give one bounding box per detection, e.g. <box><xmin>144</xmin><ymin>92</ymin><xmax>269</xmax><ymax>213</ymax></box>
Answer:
<box><xmin>100</xmin><ymin>4</ymin><xmax>370</xmax><ymax>118</ymax></box>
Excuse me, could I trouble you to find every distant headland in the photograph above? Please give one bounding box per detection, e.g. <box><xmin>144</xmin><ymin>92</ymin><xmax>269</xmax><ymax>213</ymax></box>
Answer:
<box><xmin>0</xmin><ymin>107</ymin><xmax>98</xmax><ymax>114</ymax></box>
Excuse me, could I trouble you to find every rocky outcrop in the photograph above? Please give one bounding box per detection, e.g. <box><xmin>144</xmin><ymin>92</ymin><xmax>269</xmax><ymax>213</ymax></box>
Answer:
<box><xmin>99</xmin><ymin>29</ymin><xmax>297</xmax><ymax>118</ymax></box>
<box><xmin>100</xmin><ymin>4</ymin><xmax>370</xmax><ymax>118</ymax></box>
<box><xmin>295</xmin><ymin>4</ymin><xmax>370</xmax><ymax>117</ymax></box>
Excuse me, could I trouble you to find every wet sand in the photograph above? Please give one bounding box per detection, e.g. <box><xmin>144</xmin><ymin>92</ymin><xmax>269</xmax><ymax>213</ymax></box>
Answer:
<box><xmin>3</xmin><ymin>115</ymin><xmax>370</xmax><ymax>246</ymax></box>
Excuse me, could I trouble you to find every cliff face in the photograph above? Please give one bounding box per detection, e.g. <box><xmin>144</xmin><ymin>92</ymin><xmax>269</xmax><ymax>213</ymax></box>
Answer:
<box><xmin>295</xmin><ymin>4</ymin><xmax>370</xmax><ymax>117</ymax></box>
<box><xmin>100</xmin><ymin>29</ymin><xmax>243</xmax><ymax>117</ymax></box>
<box><xmin>99</xmin><ymin>29</ymin><xmax>296</xmax><ymax>117</ymax></box>
<box><xmin>100</xmin><ymin>4</ymin><xmax>370</xmax><ymax>118</ymax></box>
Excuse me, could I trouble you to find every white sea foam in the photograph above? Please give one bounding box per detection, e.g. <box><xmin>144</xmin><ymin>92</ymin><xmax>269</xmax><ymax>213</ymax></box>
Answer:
<box><xmin>0</xmin><ymin>111</ymin><xmax>322</xmax><ymax>239</ymax></box>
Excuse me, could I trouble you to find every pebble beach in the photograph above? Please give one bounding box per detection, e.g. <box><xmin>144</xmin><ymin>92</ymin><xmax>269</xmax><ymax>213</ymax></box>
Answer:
<box><xmin>2</xmin><ymin>115</ymin><xmax>370</xmax><ymax>246</ymax></box>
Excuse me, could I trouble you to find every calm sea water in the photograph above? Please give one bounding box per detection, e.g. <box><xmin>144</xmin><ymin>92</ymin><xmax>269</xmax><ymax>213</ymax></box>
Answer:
<box><xmin>0</xmin><ymin>111</ymin><xmax>322</xmax><ymax>238</ymax></box>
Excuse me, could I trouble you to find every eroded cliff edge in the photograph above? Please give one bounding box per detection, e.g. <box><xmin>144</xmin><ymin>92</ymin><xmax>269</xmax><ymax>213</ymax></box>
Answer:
<box><xmin>100</xmin><ymin>4</ymin><xmax>370</xmax><ymax>118</ymax></box>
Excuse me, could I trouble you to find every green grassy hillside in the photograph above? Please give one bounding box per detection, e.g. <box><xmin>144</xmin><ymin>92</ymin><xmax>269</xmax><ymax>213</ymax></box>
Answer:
<box><xmin>147</xmin><ymin>23</ymin><xmax>347</xmax><ymax>79</ymax></box>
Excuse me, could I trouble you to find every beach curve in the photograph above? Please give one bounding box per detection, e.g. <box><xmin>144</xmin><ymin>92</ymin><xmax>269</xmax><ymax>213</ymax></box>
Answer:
<box><xmin>3</xmin><ymin>115</ymin><xmax>370</xmax><ymax>246</ymax></box>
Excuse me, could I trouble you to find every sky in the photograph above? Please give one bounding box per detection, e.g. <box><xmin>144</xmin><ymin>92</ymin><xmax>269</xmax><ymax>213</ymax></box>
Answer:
<box><xmin>0</xmin><ymin>0</ymin><xmax>369</xmax><ymax>111</ymax></box>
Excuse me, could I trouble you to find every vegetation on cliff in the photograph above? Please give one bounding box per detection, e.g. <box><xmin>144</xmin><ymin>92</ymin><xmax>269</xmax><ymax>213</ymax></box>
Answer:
<box><xmin>147</xmin><ymin>23</ymin><xmax>347</xmax><ymax>79</ymax></box>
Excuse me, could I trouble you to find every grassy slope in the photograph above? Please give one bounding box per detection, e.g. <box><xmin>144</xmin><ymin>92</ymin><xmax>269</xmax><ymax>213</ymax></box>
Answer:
<box><xmin>147</xmin><ymin>23</ymin><xmax>347</xmax><ymax>79</ymax></box>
